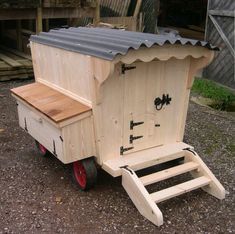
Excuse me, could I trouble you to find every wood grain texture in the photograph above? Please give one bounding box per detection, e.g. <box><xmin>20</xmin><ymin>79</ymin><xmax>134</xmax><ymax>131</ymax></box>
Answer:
<box><xmin>184</xmin><ymin>150</ymin><xmax>226</xmax><ymax>199</ymax></box>
<box><xmin>30</xmin><ymin>42</ymin><xmax>93</xmax><ymax>107</ymax></box>
<box><xmin>150</xmin><ymin>176</ymin><xmax>211</xmax><ymax>203</ymax></box>
<box><xmin>11</xmin><ymin>82</ymin><xmax>91</xmax><ymax>123</ymax></box>
<box><xmin>102</xmin><ymin>142</ymin><xmax>191</xmax><ymax>177</ymax></box>
<box><xmin>122</xmin><ymin>167</ymin><xmax>163</xmax><ymax>226</ymax></box>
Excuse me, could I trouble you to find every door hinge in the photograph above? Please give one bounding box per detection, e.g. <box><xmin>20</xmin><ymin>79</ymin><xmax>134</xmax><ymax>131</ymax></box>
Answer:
<box><xmin>154</xmin><ymin>94</ymin><xmax>172</xmax><ymax>111</ymax></box>
<box><xmin>120</xmin><ymin>165</ymin><xmax>133</xmax><ymax>174</ymax></box>
<box><xmin>129</xmin><ymin>135</ymin><xmax>143</xmax><ymax>144</ymax></box>
<box><xmin>122</xmin><ymin>64</ymin><xmax>136</xmax><ymax>74</ymax></box>
<box><xmin>24</xmin><ymin>117</ymin><xmax>28</xmax><ymax>132</ymax></box>
<box><xmin>120</xmin><ymin>146</ymin><xmax>134</xmax><ymax>155</ymax></box>
<box><xmin>183</xmin><ymin>147</ymin><xmax>196</xmax><ymax>155</ymax></box>
<box><xmin>130</xmin><ymin>120</ymin><xmax>144</xmax><ymax>130</ymax></box>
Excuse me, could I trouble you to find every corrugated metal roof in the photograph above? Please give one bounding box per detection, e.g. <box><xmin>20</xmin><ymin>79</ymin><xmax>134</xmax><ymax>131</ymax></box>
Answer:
<box><xmin>30</xmin><ymin>27</ymin><xmax>218</xmax><ymax>61</ymax></box>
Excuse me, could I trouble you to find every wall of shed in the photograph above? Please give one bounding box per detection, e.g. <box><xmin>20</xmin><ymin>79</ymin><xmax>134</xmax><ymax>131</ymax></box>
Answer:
<box><xmin>97</xmin><ymin>58</ymin><xmax>190</xmax><ymax>164</ymax></box>
<box><xmin>204</xmin><ymin>0</ymin><xmax>235</xmax><ymax>88</ymax></box>
<box><xmin>30</xmin><ymin>42</ymin><xmax>93</xmax><ymax>106</ymax></box>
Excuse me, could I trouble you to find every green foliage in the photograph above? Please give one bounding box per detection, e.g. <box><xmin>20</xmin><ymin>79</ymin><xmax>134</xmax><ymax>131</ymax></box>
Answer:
<box><xmin>192</xmin><ymin>78</ymin><xmax>235</xmax><ymax>111</ymax></box>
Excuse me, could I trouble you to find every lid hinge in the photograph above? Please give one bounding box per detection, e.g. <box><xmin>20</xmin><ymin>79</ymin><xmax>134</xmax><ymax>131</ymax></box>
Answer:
<box><xmin>53</xmin><ymin>140</ymin><xmax>57</xmax><ymax>157</ymax></box>
<box><xmin>24</xmin><ymin>117</ymin><xmax>28</xmax><ymax>132</ymax></box>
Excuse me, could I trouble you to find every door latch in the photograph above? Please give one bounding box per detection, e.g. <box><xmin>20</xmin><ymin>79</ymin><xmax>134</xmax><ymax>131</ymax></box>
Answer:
<box><xmin>154</xmin><ymin>94</ymin><xmax>172</xmax><ymax>110</ymax></box>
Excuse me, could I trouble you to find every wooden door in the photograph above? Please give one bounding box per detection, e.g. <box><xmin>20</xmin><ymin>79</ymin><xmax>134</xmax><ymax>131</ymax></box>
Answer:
<box><xmin>122</xmin><ymin>61</ymin><xmax>164</xmax><ymax>155</ymax></box>
<box><xmin>205</xmin><ymin>0</ymin><xmax>234</xmax><ymax>88</ymax></box>
<box><xmin>121</xmin><ymin>58</ymin><xmax>190</xmax><ymax>155</ymax></box>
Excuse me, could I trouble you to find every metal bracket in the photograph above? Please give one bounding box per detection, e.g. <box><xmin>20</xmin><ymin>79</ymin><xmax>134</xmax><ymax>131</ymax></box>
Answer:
<box><xmin>122</xmin><ymin>64</ymin><xmax>136</xmax><ymax>74</ymax></box>
<box><xmin>129</xmin><ymin>135</ymin><xmax>143</xmax><ymax>144</ymax></box>
<box><xmin>130</xmin><ymin>120</ymin><xmax>144</xmax><ymax>130</ymax></box>
<box><xmin>53</xmin><ymin>140</ymin><xmax>57</xmax><ymax>157</ymax></box>
<box><xmin>120</xmin><ymin>165</ymin><xmax>133</xmax><ymax>174</ymax></box>
<box><xmin>120</xmin><ymin>146</ymin><xmax>134</xmax><ymax>155</ymax></box>
<box><xmin>183</xmin><ymin>147</ymin><xmax>196</xmax><ymax>155</ymax></box>
<box><xmin>24</xmin><ymin>117</ymin><xmax>28</xmax><ymax>132</ymax></box>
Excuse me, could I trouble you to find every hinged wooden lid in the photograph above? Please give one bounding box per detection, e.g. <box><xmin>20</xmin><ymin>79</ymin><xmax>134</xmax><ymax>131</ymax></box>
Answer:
<box><xmin>11</xmin><ymin>82</ymin><xmax>91</xmax><ymax>123</ymax></box>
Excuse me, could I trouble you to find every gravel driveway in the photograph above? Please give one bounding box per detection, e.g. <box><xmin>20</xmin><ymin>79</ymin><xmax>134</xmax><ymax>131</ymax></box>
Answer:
<box><xmin>0</xmin><ymin>80</ymin><xmax>234</xmax><ymax>234</ymax></box>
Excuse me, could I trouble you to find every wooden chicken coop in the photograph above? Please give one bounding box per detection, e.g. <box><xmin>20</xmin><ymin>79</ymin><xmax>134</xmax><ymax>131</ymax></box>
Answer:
<box><xmin>11</xmin><ymin>27</ymin><xmax>225</xmax><ymax>226</ymax></box>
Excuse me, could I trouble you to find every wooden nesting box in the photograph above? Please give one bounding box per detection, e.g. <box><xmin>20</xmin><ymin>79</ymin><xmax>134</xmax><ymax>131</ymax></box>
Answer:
<box><xmin>11</xmin><ymin>27</ymin><xmax>225</xmax><ymax>226</ymax></box>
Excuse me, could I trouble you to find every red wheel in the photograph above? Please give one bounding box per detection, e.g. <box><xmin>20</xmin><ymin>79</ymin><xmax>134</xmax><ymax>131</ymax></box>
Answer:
<box><xmin>72</xmin><ymin>158</ymin><xmax>97</xmax><ymax>191</ymax></box>
<box><xmin>35</xmin><ymin>140</ymin><xmax>51</xmax><ymax>157</ymax></box>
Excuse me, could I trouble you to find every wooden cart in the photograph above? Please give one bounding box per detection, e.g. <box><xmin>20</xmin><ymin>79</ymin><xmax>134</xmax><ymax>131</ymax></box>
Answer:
<box><xmin>11</xmin><ymin>27</ymin><xmax>225</xmax><ymax>226</ymax></box>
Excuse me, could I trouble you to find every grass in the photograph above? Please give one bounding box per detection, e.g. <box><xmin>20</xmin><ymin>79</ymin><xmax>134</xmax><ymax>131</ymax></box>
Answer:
<box><xmin>192</xmin><ymin>78</ymin><xmax>235</xmax><ymax>111</ymax></box>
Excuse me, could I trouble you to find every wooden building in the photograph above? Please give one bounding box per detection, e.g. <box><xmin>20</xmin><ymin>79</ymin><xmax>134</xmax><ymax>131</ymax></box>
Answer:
<box><xmin>11</xmin><ymin>27</ymin><xmax>225</xmax><ymax>226</ymax></box>
<box><xmin>99</xmin><ymin>0</ymin><xmax>235</xmax><ymax>88</ymax></box>
<box><xmin>0</xmin><ymin>0</ymin><xmax>99</xmax><ymax>81</ymax></box>
<box><xmin>204</xmin><ymin>0</ymin><xmax>235</xmax><ymax>88</ymax></box>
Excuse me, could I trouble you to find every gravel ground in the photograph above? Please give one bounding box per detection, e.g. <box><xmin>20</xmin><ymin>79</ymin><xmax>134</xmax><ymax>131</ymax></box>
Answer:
<box><xmin>0</xmin><ymin>80</ymin><xmax>234</xmax><ymax>234</ymax></box>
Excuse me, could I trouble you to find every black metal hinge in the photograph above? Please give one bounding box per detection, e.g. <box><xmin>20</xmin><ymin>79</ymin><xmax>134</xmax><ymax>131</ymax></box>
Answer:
<box><xmin>120</xmin><ymin>165</ymin><xmax>133</xmax><ymax>174</ymax></box>
<box><xmin>120</xmin><ymin>146</ymin><xmax>134</xmax><ymax>155</ymax></box>
<box><xmin>130</xmin><ymin>120</ymin><xmax>144</xmax><ymax>130</ymax></box>
<box><xmin>183</xmin><ymin>147</ymin><xmax>196</xmax><ymax>155</ymax></box>
<box><xmin>129</xmin><ymin>135</ymin><xmax>143</xmax><ymax>144</ymax></box>
<box><xmin>122</xmin><ymin>64</ymin><xmax>136</xmax><ymax>74</ymax></box>
<box><xmin>53</xmin><ymin>140</ymin><xmax>57</xmax><ymax>157</ymax></box>
<box><xmin>24</xmin><ymin>117</ymin><xmax>28</xmax><ymax>132</ymax></box>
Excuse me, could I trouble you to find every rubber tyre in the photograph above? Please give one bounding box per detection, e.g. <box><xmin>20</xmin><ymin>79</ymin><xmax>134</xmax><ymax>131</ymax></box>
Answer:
<box><xmin>35</xmin><ymin>140</ymin><xmax>51</xmax><ymax>157</ymax></box>
<box><xmin>72</xmin><ymin>158</ymin><xmax>97</xmax><ymax>191</ymax></box>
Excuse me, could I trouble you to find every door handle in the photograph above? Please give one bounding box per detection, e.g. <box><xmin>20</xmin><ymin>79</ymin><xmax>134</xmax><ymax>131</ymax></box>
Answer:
<box><xmin>154</xmin><ymin>94</ymin><xmax>172</xmax><ymax>110</ymax></box>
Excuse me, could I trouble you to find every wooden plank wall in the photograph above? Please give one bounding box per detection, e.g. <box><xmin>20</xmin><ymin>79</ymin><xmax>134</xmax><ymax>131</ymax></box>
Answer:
<box><xmin>0</xmin><ymin>46</ymin><xmax>33</xmax><ymax>81</ymax></box>
<box><xmin>204</xmin><ymin>0</ymin><xmax>235</xmax><ymax>88</ymax></box>
<box><xmin>30</xmin><ymin>42</ymin><xmax>93</xmax><ymax>107</ymax></box>
<box><xmin>100</xmin><ymin>16</ymin><xmax>137</xmax><ymax>31</ymax></box>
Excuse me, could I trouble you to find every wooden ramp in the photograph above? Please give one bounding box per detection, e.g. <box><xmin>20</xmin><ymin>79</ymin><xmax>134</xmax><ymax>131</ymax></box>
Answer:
<box><xmin>121</xmin><ymin>149</ymin><xmax>225</xmax><ymax>226</ymax></box>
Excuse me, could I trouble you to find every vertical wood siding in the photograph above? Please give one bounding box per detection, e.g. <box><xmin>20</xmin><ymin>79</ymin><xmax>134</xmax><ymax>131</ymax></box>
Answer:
<box><xmin>204</xmin><ymin>0</ymin><xmax>235</xmax><ymax>88</ymax></box>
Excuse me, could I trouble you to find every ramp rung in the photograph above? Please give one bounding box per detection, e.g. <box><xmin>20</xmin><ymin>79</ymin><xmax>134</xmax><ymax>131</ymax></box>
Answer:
<box><xmin>140</xmin><ymin>162</ymin><xmax>199</xmax><ymax>186</ymax></box>
<box><xmin>151</xmin><ymin>176</ymin><xmax>211</xmax><ymax>203</ymax></box>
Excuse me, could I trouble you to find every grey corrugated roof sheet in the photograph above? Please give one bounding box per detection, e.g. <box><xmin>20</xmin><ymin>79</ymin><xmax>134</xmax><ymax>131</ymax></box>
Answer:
<box><xmin>30</xmin><ymin>27</ymin><xmax>218</xmax><ymax>61</ymax></box>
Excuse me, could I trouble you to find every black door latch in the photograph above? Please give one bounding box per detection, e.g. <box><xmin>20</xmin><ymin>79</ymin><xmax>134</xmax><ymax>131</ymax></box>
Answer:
<box><xmin>154</xmin><ymin>94</ymin><xmax>172</xmax><ymax>110</ymax></box>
